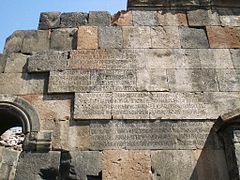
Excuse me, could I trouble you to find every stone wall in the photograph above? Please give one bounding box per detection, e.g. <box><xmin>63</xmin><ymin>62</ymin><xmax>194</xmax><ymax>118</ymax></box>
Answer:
<box><xmin>0</xmin><ymin>0</ymin><xmax>240</xmax><ymax>179</ymax></box>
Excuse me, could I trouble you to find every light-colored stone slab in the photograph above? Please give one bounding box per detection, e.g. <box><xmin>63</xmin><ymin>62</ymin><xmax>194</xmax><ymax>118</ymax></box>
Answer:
<box><xmin>112</xmin><ymin>11</ymin><xmax>133</xmax><ymax>26</ymax></box>
<box><xmin>217</xmin><ymin>69</ymin><xmax>240</xmax><ymax>91</ymax></box>
<box><xmin>4</xmin><ymin>53</ymin><xmax>29</xmax><ymax>73</ymax></box>
<box><xmin>77</xmin><ymin>26</ymin><xmax>98</xmax><ymax>50</ymax></box>
<box><xmin>156</xmin><ymin>11</ymin><xmax>188</xmax><ymax>26</ymax></box>
<box><xmin>230</xmin><ymin>49</ymin><xmax>240</xmax><ymax>69</ymax></box>
<box><xmin>132</xmin><ymin>11</ymin><xmax>158</xmax><ymax>25</ymax></box>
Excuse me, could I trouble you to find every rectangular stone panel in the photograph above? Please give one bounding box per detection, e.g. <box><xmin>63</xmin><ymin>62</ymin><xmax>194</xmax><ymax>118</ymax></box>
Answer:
<box><xmin>132</xmin><ymin>11</ymin><xmax>158</xmax><ymax>26</ymax></box>
<box><xmin>48</xmin><ymin>70</ymin><xmax>91</xmax><ymax>93</ymax></box>
<box><xmin>60</xmin><ymin>12</ymin><xmax>88</xmax><ymax>28</ymax></box>
<box><xmin>90</xmin><ymin>120</ymin><xmax>222</xmax><ymax>150</ymax></box>
<box><xmin>77</xmin><ymin>26</ymin><xmax>98</xmax><ymax>50</ymax></box>
<box><xmin>4</xmin><ymin>53</ymin><xmax>29</xmax><ymax>73</ymax></box>
<box><xmin>156</xmin><ymin>11</ymin><xmax>187</xmax><ymax>26</ymax></box>
<box><xmin>74</xmin><ymin>93</ymin><xmax>112</xmax><ymax>119</ymax></box>
<box><xmin>217</xmin><ymin>69</ymin><xmax>240</xmax><ymax>91</ymax></box>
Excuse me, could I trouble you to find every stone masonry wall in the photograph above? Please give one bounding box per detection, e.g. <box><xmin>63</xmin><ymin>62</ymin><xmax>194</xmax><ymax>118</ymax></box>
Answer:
<box><xmin>0</xmin><ymin>1</ymin><xmax>240</xmax><ymax>179</ymax></box>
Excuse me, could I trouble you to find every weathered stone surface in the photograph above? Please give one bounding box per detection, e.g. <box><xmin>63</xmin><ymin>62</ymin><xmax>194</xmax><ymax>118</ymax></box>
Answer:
<box><xmin>112</xmin><ymin>11</ymin><xmax>133</xmax><ymax>26</ymax></box>
<box><xmin>90</xmin><ymin>120</ymin><xmax>221</xmax><ymax>150</ymax></box>
<box><xmin>207</xmin><ymin>26</ymin><xmax>240</xmax><ymax>48</ymax></box>
<box><xmin>123</xmin><ymin>26</ymin><xmax>151</xmax><ymax>48</ymax></box>
<box><xmin>74</xmin><ymin>93</ymin><xmax>112</xmax><ymax>119</ymax></box>
<box><xmin>212</xmin><ymin>0</ymin><xmax>240</xmax><ymax>7</ymax></box>
<box><xmin>179</xmin><ymin>27</ymin><xmax>209</xmax><ymax>48</ymax></box>
<box><xmin>156</xmin><ymin>11</ymin><xmax>187</xmax><ymax>26</ymax></box>
<box><xmin>15</xmin><ymin>151</ymin><xmax>61</xmax><ymax>180</ymax></box>
<box><xmin>89</xmin><ymin>11</ymin><xmax>111</xmax><ymax>26</ymax></box>
<box><xmin>4</xmin><ymin>53</ymin><xmax>29</xmax><ymax>73</ymax></box>
<box><xmin>187</xmin><ymin>9</ymin><xmax>220</xmax><ymax>26</ymax></box>
<box><xmin>0</xmin><ymin>73</ymin><xmax>47</xmax><ymax>95</ymax></box>
<box><xmin>0</xmin><ymin>147</ymin><xmax>20</xmax><ymax>180</ymax></box>
<box><xmin>231</xmin><ymin>49</ymin><xmax>240</xmax><ymax>69</ymax></box>
<box><xmin>21</xmin><ymin>30</ymin><xmax>50</xmax><ymax>54</ymax></box>
<box><xmin>77</xmin><ymin>26</ymin><xmax>98</xmax><ymax>49</ymax></box>
<box><xmin>132</xmin><ymin>11</ymin><xmax>158</xmax><ymax>25</ymax></box>
<box><xmin>38</xmin><ymin>12</ymin><xmax>61</xmax><ymax>30</ymax></box>
<box><xmin>102</xmin><ymin>150</ymin><xmax>151</xmax><ymax>180</ymax></box>
<box><xmin>50</xmin><ymin>28</ymin><xmax>77</xmax><ymax>50</ymax></box>
<box><xmin>48</xmin><ymin>70</ymin><xmax>91</xmax><ymax>93</ymax></box>
<box><xmin>151</xmin><ymin>150</ymin><xmax>229</xmax><ymax>180</ymax></box>
<box><xmin>219</xmin><ymin>14</ymin><xmax>240</xmax><ymax>27</ymax></box>
<box><xmin>217</xmin><ymin>69</ymin><xmax>240</xmax><ymax>91</ymax></box>
<box><xmin>60</xmin><ymin>151</ymin><xmax>102</xmax><ymax>180</ymax></box>
<box><xmin>167</xmin><ymin>68</ymin><xmax>218</xmax><ymax>91</ymax></box>
<box><xmin>151</xmin><ymin>26</ymin><xmax>181</xmax><ymax>48</ymax></box>
<box><xmin>60</xmin><ymin>12</ymin><xmax>88</xmax><ymax>28</ymax></box>
<box><xmin>28</xmin><ymin>51</ymin><xmax>69</xmax><ymax>72</ymax></box>
<box><xmin>99</xmin><ymin>26</ymin><xmax>123</xmax><ymax>49</ymax></box>
<box><xmin>0</xmin><ymin>54</ymin><xmax>7</xmax><ymax>73</ymax></box>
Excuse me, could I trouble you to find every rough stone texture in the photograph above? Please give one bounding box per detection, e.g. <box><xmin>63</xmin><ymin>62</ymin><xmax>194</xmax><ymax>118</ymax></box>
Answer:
<box><xmin>231</xmin><ymin>49</ymin><xmax>240</xmax><ymax>69</ymax></box>
<box><xmin>217</xmin><ymin>69</ymin><xmax>240</xmax><ymax>91</ymax></box>
<box><xmin>4</xmin><ymin>53</ymin><xmax>29</xmax><ymax>73</ymax></box>
<box><xmin>207</xmin><ymin>26</ymin><xmax>240</xmax><ymax>48</ymax></box>
<box><xmin>89</xmin><ymin>11</ymin><xmax>111</xmax><ymax>26</ymax></box>
<box><xmin>15</xmin><ymin>151</ymin><xmax>61</xmax><ymax>180</ymax></box>
<box><xmin>74</xmin><ymin>93</ymin><xmax>112</xmax><ymax>119</ymax></box>
<box><xmin>38</xmin><ymin>12</ymin><xmax>61</xmax><ymax>30</ymax></box>
<box><xmin>0</xmin><ymin>54</ymin><xmax>7</xmax><ymax>73</ymax></box>
<box><xmin>218</xmin><ymin>9</ymin><xmax>240</xmax><ymax>26</ymax></box>
<box><xmin>123</xmin><ymin>26</ymin><xmax>151</xmax><ymax>48</ymax></box>
<box><xmin>27</xmin><ymin>51</ymin><xmax>69</xmax><ymax>72</ymax></box>
<box><xmin>77</xmin><ymin>26</ymin><xmax>98</xmax><ymax>50</ymax></box>
<box><xmin>60</xmin><ymin>12</ymin><xmax>88</xmax><ymax>28</ymax></box>
<box><xmin>156</xmin><ymin>11</ymin><xmax>187</xmax><ymax>26</ymax></box>
<box><xmin>50</xmin><ymin>28</ymin><xmax>77</xmax><ymax>50</ymax></box>
<box><xmin>187</xmin><ymin>9</ymin><xmax>220</xmax><ymax>26</ymax></box>
<box><xmin>179</xmin><ymin>27</ymin><xmax>209</xmax><ymax>48</ymax></box>
<box><xmin>102</xmin><ymin>150</ymin><xmax>151</xmax><ymax>180</ymax></box>
<box><xmin>0</xmin><ymin>73</ymin><xmax>47</xmax><ymax>95</ymax></box>
<box><xmin>60</xmin><ymin>151</ymin><xmax>102</xmax><ymax>180</ymax></box>
<box><xmin>90</xmin><ymin>120</ymin><xmax>222</xmax><ymax>150</ymax></box>
<box><xmin>151</xmin><ymin>150</ymin><xmax>229</xmax><ymax>180</ymax></box>
<box><xmin>99</xmin><ymin>26</ymin><xmax>123</xmax><ymax>49</ymax></box>
<box><xmin>112</xmin><ymin>11</ymin><xmax>133</xmax><ymax>26</ymax></box>
<box><xmin>132</xmin><ymin>11</ymin><xmax>158</xmax><ymax>25</ymax></box>
<box><xmin>151</xmin><ymin>26</ymin><xmax>181</xmax><ymax>48</ymax></box>
<box><xmin>0</xmin><ymin>147</ymin><xmax>20</xmax><ymax>180</ymax></box>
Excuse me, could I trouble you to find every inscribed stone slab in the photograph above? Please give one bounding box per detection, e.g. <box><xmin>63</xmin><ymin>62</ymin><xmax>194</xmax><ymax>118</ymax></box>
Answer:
<box><xmin>74</xmin><ymin>93</ymin><xmax>112</xmax><ymax>119</ymax></box>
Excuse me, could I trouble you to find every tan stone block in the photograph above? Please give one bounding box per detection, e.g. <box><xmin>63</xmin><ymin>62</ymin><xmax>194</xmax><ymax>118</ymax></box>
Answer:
<box><xmin>157</xmin><ymin>11</ymin><xmax>188</xmax><ymax>26</ymax></box>
<box><xmin>207</xmin><ymin>26</ymin><xmax>240</xmax><ymax>48</ymax></box>
<box><xmin>112</xmin><ymin>11</ymin><xmax>133</xmax><ymax>26</ymax></box>
<box><xmin>102</xmin><ymin>150</ymin><xmax>151</xmax><ymax>180</ymax></box>
<box><xmin>77</xmin><ymin>26</ymin><xmax>98</xmax><ymax>49</ymax></box>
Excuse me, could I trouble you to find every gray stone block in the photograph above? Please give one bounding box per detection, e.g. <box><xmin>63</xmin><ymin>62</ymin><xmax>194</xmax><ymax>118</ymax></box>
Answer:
<box><xmin>230</xmin><ymin>49</ymin><xmax>240</xmax><ymax>69</ymax></box>
<box><xmin>60</xmin><ymin>12</ymin><xmax>88</xmax><ymax>28</ymax></box>
<box><xmin>60</xmin><ymin>151</ymin><xmax>102</xmax><ymax>180</ymax></box>
<box><xmin>179</xmin><ymin>27</ymin><xmax>209</xmax><ymax>48</ymax></box>
<box><xmin>50</xmin><ymin>28</ymin><xmax>77</xmax><ymax>50</ymax></box>
<box><xmin>99</xmin><ymin>26</ymin><xmax>123</xmax><ymax>49</ymax></box>
<box><xmin>74</xmin><ymin>93</ymin><xmax>112</xmax><ymax>119</ymax></box>
<box><xmin>187</xmin><ymin>9</ymin><xmax>220</xmax><ymax>26</ymax></box>
<box><xmin>38</xmin><ymin>12</ymin><xmax>61</xmax><ymax>30</ymax></box>
<box><xmin>15</xmin><ymin>151</ymin><xmax>61</xmax><ymax>180</ymax></box>
<box><xmin>0</xmin><ymin>54</ymin><xmax>6</xmax><ymax>73</ymax></box>
<box><xmin>132</xmin><ymin>11</ymin><xmax>158</xmax><ymax>25</ymax></box>
<box><xmin>89</xmin><ymin>11</ymin><xmax>111</xmax><ymax>26</ymax></box>
<box><xmin>0</xmin><ymin>73</ymin><xmax>47</xmax><ymax>95</ymax></box>
<box><xmin>90</xmin><ymin>120</ymin><xmax>222</xmax><ymax>150</ymax></box>
<box><xmin>217</xmin><ymin>69</ymin><xmax>240</xmax><ymax>91</ymax></box>
<box><xmin>4</xmin><ymin>53</ymin><xmax>29</xmax><ymax>73</ymax></box>
<box><xmin>21</xmin><ymin>30</ymin><xmax>50</xmax><ymax>54</ymax></box>
<box><xmin>28</xmin><ymin>51</ymin><xmax>69</xmax><ymax>72</ymax></box>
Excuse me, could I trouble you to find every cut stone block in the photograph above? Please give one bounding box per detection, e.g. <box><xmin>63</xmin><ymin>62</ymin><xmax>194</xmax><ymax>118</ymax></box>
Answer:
<box><xmin>207</xmin><ymin>26</ymin><xmax>240</xmax><ymax>48</ymax></box>
<box><xmin>60</xmin><ymin>12</ymin><xmax>88</xmax><ymax>28</ymax></box>
<box><xmin>0</xmin><ymin>54</ymin><xmax>7</xmax><ymax>73</ymax></box>
<box><xmin>15</xmin><ymin>151</ymin><xmax>61</xmax><ymax>180</ymax></box>
<box><xmin>77</xmin><ymin>26</ymin><xmax>98</xmax><ymax>49</ymax></box>
<box><xmin>217</xmin><ymin>69</ymin><xmax>240</xmax><ymax>91</ymax></box>
<box><xmin>50</xmin><ymin>28</ymin><xmax>77</xmax><ymax>50</ymax></box>
<box><xmin>74</xmin><ymin>93</ymin><xmax>112</xmax><ymax>119</ymax></box>
<box><xmin>60</xmin><ymin>151</ymin><xmax>102</xmax><ymax>180</ymax></box>
<box><xmin>102</xmin><ymin>150</ymin><xmax>151</xmax><ymax>180</ymax></box>
<box><xmin>48</xmin><ymin>70</ymin><xmax>91</xmax><ymax>93</ymax></box>
<box><xmin>231</xmin><ymin>49</ymin><xmax>240</xmax><ymax>69</ymax></box>
<box><xmin>21</xmin><ymin>30</ymin><xmax>50</xmax><ymax>54</ymax></box>
<box><xmin>123</xmin><ymin>26</ymin><xmax>151</xmax><ymax>48</ymax></box>
<box><xmin>156</xmin><ymin>11</ymin><xmax>187</xmax><ymax>26</ymax></box>
<box><xmin>179</xmin><ymin>27</ymin><xmax>209</xmax><ymax>48</ymax></box>
<box><xmin>112</xmin><ymin>11</ymin><xmax>133</xmax><ymax>26</ymax></box>
<box><xmin>99</xmin><ymin>26</ymin><xmax>123</xmax><ymax>49</ymax></box>
<box><xmin>27</xmin><ymin>51</ymin><xmax>69</xmax><ymax>72</ymax></box>
<box><xmin>151</xmin><ymin>26</ymin><xmax>181</xmax><ymax>48</ymax></box>
<box><xmin>4</xmin><ymin>53</ymin><xmax>29</xmax><ymax>73</ymax></box>
<box><xmin>38</xmin><ymin>12</ymin><xmax>61</xmax><ymax>30</ymax></box>
<box><xmin>89</xmin><ymin>11</ymin><xmax>111</xmax><ymax>26</ymax></box>
<box><xmin>187</xmin><ymin>9</ymin><xmax>220</xmax><ymax>26</ymax></box>
<box><xmin>132</xmin><ymin>11</ymin><xmax>158</xmax><ymax>25</ymax></box>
